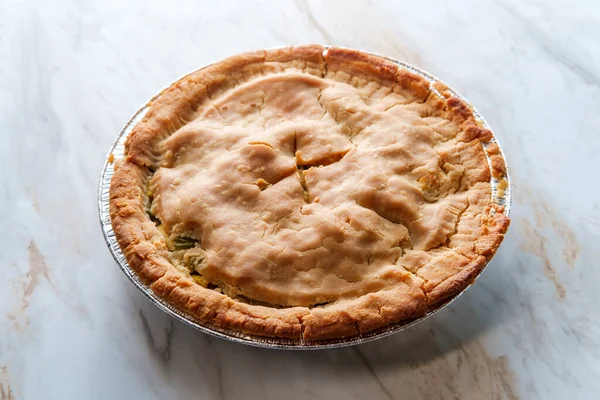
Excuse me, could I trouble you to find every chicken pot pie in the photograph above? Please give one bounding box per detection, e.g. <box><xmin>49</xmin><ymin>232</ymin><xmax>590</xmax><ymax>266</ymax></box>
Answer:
<box><xmin>110</xmin><ymin>46</ymin><xmax>509</xmax><ymax>340</ymax></box>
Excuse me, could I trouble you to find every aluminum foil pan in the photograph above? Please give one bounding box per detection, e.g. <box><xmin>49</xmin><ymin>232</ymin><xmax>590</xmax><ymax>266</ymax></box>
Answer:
<box><xmin>98</xmin><ymin>47</ymin><xmax>511</xmax><ymax>350</ymax></box>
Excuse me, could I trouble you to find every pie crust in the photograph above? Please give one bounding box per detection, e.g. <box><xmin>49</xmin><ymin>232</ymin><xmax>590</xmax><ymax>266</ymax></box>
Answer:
<box><xmin>109</xmin><ymin>45</ymin><xmax>509</xmax><ymax>340</ymax></box>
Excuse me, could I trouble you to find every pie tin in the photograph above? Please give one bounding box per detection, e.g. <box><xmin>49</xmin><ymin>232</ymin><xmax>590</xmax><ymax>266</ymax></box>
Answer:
<box><xmin>98</xmin><ymin>47</ymin><xmax>511</xmax><ymax>350</ymax></box>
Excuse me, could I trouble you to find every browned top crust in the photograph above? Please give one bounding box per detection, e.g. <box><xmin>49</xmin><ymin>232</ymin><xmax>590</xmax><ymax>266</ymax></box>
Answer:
<box><xmin>110</xmin><ymin>45</ymin><xmax>509</xmax><ymax>340</ymax></box>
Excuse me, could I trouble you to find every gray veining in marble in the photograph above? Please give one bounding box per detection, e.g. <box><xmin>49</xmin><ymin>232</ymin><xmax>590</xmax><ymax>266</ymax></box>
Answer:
<box><xmin>1</xmin><ymin>0</ymin><xmax>599</xmax><ymax>399</ymax></box>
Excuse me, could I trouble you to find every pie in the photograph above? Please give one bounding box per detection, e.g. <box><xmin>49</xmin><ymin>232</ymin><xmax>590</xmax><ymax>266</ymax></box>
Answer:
<box><xmin>109</xmin><ymin>45</ymin><xmax>510</xmax><ymax>340</ymax></box>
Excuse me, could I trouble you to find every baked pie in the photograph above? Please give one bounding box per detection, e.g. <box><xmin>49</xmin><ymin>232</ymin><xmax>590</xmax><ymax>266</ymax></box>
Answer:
<box><xmin>110</xmin><ymin>45</ymin><xmax>509</xmax><ymax>340</ymax></box>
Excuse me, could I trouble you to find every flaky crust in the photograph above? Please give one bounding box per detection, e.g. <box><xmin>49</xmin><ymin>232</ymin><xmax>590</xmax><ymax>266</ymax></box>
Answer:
<box><xmin>110</xmin><ymin>45</ymin><xmax>509</xmax><ymax>340</ymax></box>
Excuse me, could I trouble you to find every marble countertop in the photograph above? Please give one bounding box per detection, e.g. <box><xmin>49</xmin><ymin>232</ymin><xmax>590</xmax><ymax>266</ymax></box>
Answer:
<box><xmin>2</xmin><ymin>0</ymin><xmax>599</xmax><ymax>399</ymax></box>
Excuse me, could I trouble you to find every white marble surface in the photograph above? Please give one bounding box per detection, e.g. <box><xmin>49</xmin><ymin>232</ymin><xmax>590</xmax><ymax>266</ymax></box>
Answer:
<box><xmin>1</xmin><ymin>0</ymin><xmax>599</xmax><ymax>398</ymax></box>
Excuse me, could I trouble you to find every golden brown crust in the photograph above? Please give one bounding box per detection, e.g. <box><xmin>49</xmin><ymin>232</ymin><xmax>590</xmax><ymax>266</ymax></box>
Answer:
<box><xmin>110</xmin><ymin>46</ymin><xmax>510</xmax><ymax>340</ymax></box>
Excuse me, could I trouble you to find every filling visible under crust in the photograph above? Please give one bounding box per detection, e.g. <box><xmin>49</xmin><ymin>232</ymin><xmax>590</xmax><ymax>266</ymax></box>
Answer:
<box><xmin>142</xmin><ymin>69</ymin><xmax>493</xmax><ymax>309</ymax></box>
